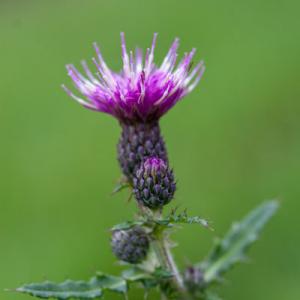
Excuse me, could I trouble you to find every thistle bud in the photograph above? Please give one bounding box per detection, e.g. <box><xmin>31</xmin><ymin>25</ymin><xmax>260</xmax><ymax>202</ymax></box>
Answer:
<box><xmin>133</xmin><ymin>157</ymin><xmax>176</xmax><ymax>209</ymax></box>
<box><xmin>184</xmin><ymin>266</ymin><xmax>205</xmax><ymax>292</ymax></box>
<box><xmin>111</xmin><ymin>227</ymin><xmax>149</xmax><ymax>264</ymax></box>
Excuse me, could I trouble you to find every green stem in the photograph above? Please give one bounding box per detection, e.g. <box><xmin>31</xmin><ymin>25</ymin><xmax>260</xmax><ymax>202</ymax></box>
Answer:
<box><xmin>160</xmin><ymin>236</ymin><xmax>184</xmax><ymax>290</ymax></box>
<box><xmin>137</xmin><ymin>205</ymin><xmax>188</xmax><ymax>298</ymax></box>
<box><xmin>151</xmin><ymin>228</ymin><xmax>187</xmax><ymax>298</ymax></box>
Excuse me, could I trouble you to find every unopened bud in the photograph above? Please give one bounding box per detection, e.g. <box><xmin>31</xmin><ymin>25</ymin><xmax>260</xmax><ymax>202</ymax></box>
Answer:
<box><xmin>111</xmin><ymin>227</ymin><xmax>149</xmax><ymax>264</ymax></box>
<box><xmin>133</xmin><ymin>157</ymin><xmax>176</xmax><ymax>209</ymax></box>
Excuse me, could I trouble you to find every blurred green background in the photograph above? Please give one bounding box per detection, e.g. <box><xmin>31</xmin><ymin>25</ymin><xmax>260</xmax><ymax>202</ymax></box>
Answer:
<box><xmin>1</xmin><ymin>0</ymin><xmax>299</xmax><ymax>299</ymax></box>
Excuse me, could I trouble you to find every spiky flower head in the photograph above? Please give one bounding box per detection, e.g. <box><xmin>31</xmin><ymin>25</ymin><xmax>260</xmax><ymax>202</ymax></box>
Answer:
<box><xmin>63</xmin><ymin>33</ymin><xmax>205</xmax><ymax>124</ymax></box>
<box><xmin>111</xmin><ymin>226</ymin><xmax>149</xmax><ymax>264</ymax></box>
<box><xmin>133</xmin><ymin>157</ymin><xmax>176</xmax><ymax>209</ymax></box>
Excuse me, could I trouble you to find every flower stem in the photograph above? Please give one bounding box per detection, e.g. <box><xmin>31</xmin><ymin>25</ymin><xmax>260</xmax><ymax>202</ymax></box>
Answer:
<box><xmin>137</xmin><ymin>206</ymin><xmax>188</xmax><ymax>298</ymax></box>
<box><xmin>151</xmin><ymin>228</ymin><xmax>187</xmax><ymax>298</ymax></box>
<box><xmin>160</xmin><ymin>235</ymin><xmax>185</xmax><ymax>289</ymax></box>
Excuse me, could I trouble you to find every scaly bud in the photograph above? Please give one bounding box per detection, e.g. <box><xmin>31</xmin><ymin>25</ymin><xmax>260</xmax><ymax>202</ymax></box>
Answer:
<box><xmin>117</xmin><ymin>122</ymin><xmax>168</xmax><ymax>180</ymax></box>
<box><xmin>133</xmin><ymin>157</ymin><xmax>176</xmax><ymax>209</ymax></box>
<box><xmin>111</xmin><ymin>227</ymin><xmax>149</xmax><ymax>264</ymax></box>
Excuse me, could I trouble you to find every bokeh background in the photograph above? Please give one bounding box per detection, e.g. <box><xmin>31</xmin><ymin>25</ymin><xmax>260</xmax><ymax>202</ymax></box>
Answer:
<box><xmin>1</xmin><ymin>0</ymin><xmax>299</xmax><ymax>299</ymax></box>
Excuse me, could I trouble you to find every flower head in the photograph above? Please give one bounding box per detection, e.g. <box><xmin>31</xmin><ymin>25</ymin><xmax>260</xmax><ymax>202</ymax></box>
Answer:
<box><xmin>63</xmin><ymin>33</ymin><xmax>205</xmax><ymax>124</ymax></box>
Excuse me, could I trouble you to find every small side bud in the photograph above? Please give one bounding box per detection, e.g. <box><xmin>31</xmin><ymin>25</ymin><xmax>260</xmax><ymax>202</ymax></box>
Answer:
<box><xmin>133</xmin><ymin>157</ymin><xmax>176</xmax><ymax>209</ymax></box>
<box><xmin>184</xmin><ymin>266</ymin><xmax>205</xmax><ymax>293</ymax></box>
<box><xmin>111</xmin><ymin>227</ymin><xmax>149</xmax><ymax>264</ymax></box>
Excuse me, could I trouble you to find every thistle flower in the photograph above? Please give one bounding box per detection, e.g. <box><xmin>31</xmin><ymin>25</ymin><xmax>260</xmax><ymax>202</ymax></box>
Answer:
<box><xmin>63</xmin><ymin>33</ymin><xmax>205</xmax><ymax>180</ymax></box>
<box><xmin>63</xmin><ymin>33</ymin><xmax>205</xmax><ymax>124</ymax></box>
<box><xmin>133</xmin><ymin>157</ymin><xmax>176</xmax><ymax>209</ymax></box>
<box><xmin>111</xmin><ymin>227</ymin><xmax>149</xmax><ymax>264</ymax></box>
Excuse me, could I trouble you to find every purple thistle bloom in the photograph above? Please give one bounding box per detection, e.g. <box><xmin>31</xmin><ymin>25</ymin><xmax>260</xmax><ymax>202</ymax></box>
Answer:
<box><xmin>63</xmin><ymin>33</ymin><xmax>205</xmax><ymax>124</ymax></box>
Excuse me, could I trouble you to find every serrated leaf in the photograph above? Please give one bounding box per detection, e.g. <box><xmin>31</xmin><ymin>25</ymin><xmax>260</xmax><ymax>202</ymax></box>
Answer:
<box><xmin>95</xmin><ymin>272</ymin><xmax>127</xmax><ymax>293</ymax></box>
<box><xmin>156</xmin><ymin>208</ymin><xmax>211</xmax><ymax>229</ymax></box>
<box><xmin>112</xmin><ymin>209</ymin><xmax>210</xmax><ymax>233</ymax></box>
<box><xmin>122</xmin><ymin>267</ymin><xmax>173</xmax><ymax>290</ymax></box>
<box><xmin>201</xmin><ymin>200</ymin><xmax>279</xmax><ymax>284</ymax></box>
<box><xmin>15</xmin><ymin>274</ymin><xmax>127</xmax><ymax>299</ymax></box>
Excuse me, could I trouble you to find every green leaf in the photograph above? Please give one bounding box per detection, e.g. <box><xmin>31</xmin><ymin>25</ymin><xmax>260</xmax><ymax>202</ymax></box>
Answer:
<box><xmin>15</xmin><ymin>274</ymin><xmax>127</xmax><ymax>299</ymax></box>
<box><xmin>112</xmin><ymin>209</ymin><xmax>210</xmax><ymax>234</ymax></box>
<box><xmin>122</xmin><ymin>268</ymin><xmax>152</xmax><ymax>282</ymax></box>
<box><xmin>151</xmin><ymin>267</ymin><xmax>173</xmax><ymax>280</ymax></box>
<box><xmin>156</xmin><ymin>208</ymin><xmax>211</xmax><ymax>229</ymax></box>
<box><xmin>111</xmin><ymin>220</ymin><xmax>145</xmax><ymax>231</ymax></box>
<box><xmin>15</xmin><ymin>268</ymin><xmax>171</xmax><ymax>300</ymax></box>
<box><xmin>95</xmin><ymin>272</ymin><xmax>127</xmax><ymax>293</ymax></box>
<box><xmin>123</xmin><ymin>268</ymin><xmax>157</xmax><ymax>289</ymax></box>
<box><xmin>122</xmin><ymin>267</ymin><xmax>173</xmax><ymax>288</ymax></box>
<box><xmin>201</xmin><ymin>200</ymin><xmax>279</xmax><ymax>284</ymax></box>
